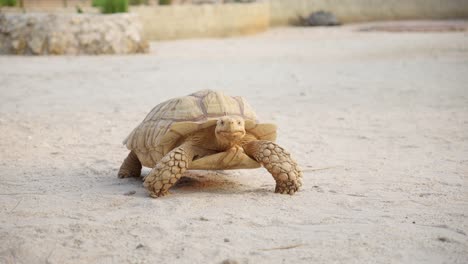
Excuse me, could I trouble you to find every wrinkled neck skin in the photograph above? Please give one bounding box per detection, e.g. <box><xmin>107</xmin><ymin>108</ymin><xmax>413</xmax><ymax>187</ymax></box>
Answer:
<box><xmin>215</xmin><ymin>132</ymin><xmax>243</xmax><ymax>150</ymax></box>
<box><xmin>184</xmin><ymin>128</ymin><xmax>244</xmax><ymax>152</ymax></box>
<box><xmin>184</xmin><ymin>116</ymin><xmax>249</xmax><ymax>152</ymax></box>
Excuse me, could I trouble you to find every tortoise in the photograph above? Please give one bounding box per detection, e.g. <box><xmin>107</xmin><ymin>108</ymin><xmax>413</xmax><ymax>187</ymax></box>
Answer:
<box><xmin>118</xmin><ymin>90</ymin><xmax>302</xmax><ymax>197</ymax></box>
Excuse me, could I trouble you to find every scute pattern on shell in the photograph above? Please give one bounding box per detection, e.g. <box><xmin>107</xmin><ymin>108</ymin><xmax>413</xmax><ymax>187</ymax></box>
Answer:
<box><xmin>123</xmin><ymin>90</ymin><xmax>258</xmax><ymax>153</ymax></box>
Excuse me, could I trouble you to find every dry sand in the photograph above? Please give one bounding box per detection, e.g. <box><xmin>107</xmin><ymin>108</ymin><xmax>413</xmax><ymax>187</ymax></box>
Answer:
<box><xmin>1</xmin><ymin>23</ymin><xmax>467</xmax><ymax>264</ymax></box>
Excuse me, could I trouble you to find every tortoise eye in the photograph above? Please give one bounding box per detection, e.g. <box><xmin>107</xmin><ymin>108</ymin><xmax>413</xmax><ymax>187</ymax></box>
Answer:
<box><xmin>237</xmin><ymin>121</ymin><xmax>241</xmax><ymax>125</ymax></box>
<box><xmin>220</xmin><ymin>121</ymin><xmax>224</xmax><ymax>125</ymax></box>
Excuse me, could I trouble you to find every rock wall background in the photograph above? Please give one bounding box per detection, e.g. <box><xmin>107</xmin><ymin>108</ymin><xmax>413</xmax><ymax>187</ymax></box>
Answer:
<box><xmin>132</xmin><ymin>2</ymin><xmax>270</xmax><ymax>40</ymax></box>
<box><xmin>0</xmin><ymin>13</ymin><xmax>149</xmax><ymax>55</ymax></box>
<box><xmin>270</xmin><ymin>0</ymin><xmax>468</xmax><ymax>25</ymax></box>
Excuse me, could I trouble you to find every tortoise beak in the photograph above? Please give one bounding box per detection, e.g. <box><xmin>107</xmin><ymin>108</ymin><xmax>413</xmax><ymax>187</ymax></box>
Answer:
<box><xmin>217</xmin><ymin>131</ymin><xmax>245</xmax><ymax>140</ymax></box>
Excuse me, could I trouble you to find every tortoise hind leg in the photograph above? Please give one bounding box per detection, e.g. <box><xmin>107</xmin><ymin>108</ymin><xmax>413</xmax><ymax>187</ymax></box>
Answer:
<box><xmin>143</xmin><ymin>144</ymin><xmax>193</xmax><ymax>198</ymax></box>
<box><xmin>118</xmin><ymin>151</ymin><xmax>142</xmax><ymax>178</ymax></box>
<box><xmin>243</xmin><ymin>140</ymin><xmax>303</xmax><ymax>195</ymax></box>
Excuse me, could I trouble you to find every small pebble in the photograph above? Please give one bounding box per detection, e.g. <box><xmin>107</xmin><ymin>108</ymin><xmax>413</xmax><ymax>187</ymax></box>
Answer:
<box><xmin>124</xmin><ymin>190</ymin><xmax>136</xmax><ymax>196</ymax></box>
<box><xmin>437</xmin><ymin>237</ymin><xmax>449</xmax><ymax>242</ymax></box>
<box><xmin>221</xmin><ymin>259</ymin><xmax>239</xmax><ymax>264</ymax></box>
<box><xmin>224</xmin><ymin>238</ymin><xmax>230</xmax><ymax>242</ymax></box>
<box><xmin>136</xmin><ymin>243</ymin><xmax>144</xmax><ymax>249</ymax></box>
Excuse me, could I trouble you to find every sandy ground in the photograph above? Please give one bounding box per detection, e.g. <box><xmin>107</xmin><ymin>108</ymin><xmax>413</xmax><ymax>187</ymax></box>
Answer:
<box><xmin>1</xmin><ymin>23</ymin><xmax>468</xmax><ymax>264</ymax></box>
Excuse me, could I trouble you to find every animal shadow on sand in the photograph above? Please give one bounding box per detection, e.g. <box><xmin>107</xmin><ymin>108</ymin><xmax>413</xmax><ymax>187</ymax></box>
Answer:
<box><xmin>115</xmin><ymin>170</ymin><xmax>258</xmax><ymax>197</ymax></box>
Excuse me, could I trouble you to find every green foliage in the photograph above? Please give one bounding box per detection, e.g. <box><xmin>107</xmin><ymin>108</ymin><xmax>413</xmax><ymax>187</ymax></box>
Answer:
<box><xmin>94</xmin><ymin>0</ymin><xmax>128</xmax><ymax>14</ymax></box>
<box><xmin>0</xmin><ymin>0</ymin><xmax>17</xmax><ymax>7</ymax></box>
<box><xmin>92</xmin><ymin>0</ymin><xmax>104</xmax><ymax>7</ymax></box>
<box><xmin>159</xmin><ymin>0</ymin><xmax>171</xmax><ymax>5</ymax></box>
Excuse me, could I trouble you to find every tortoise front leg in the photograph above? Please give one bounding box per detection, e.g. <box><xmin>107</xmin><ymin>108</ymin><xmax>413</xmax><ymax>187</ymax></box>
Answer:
<box><xmin>143</xmin><ymin>144</ymin><xmax>193</xmax><ymax>198</ymax></box>
<box><xmin>243</xmin><ymin>140</ymin><xmax>303</xmax><ymax>195</ymax></box>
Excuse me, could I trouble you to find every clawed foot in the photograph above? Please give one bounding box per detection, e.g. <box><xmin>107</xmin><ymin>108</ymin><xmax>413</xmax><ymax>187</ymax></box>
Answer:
<box><xmin>149</xmin><ymin>190</ymin><xmax>171</xmax><ymax>198</ymax></box>
<box><xmin>118</xmin><ymin>170</ymin><xmax>139</xmax><ymax>179</ymax></box>
<box><xmin>118</xmin><ymin>172</ymin><xmax>129</xmax><ymax>179</ymax></box>
<box><xmin>275</xmin><ymin>179</ymin><xmax>301</xmax><ymax>195</ymax></box>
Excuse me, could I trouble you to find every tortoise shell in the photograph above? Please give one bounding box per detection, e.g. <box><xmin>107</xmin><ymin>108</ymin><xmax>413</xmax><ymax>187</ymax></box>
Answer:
<box><xmin>123</xmin><ymin>90</ymin><xmax>276</xmax><ymax>168</ymax></box>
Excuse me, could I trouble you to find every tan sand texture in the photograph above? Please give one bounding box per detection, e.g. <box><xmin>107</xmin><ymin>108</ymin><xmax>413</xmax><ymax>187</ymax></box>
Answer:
<box><xmin>0</xmin><ymin>23</ymin><xmax>467</xmax><ymax>263</ymax></box>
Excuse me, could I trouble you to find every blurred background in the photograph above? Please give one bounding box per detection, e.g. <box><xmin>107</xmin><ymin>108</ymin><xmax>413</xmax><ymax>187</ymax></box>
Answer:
<box><xmin>1</xmin><ymin>0</ymin><xmax>468</xmax><ymax>47</ymax></box>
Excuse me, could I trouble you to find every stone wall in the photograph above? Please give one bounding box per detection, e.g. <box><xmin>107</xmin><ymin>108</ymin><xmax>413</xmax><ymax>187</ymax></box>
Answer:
<box><xmin>131</xmin><ymin>0</ymin><xmax>468</xmax><ymax>40</ymax></box>
<box><xmin>131</xmin><ymin>2</ymin><xmax>270</xmax><ymax>40</ymax></box>
<box><xmin>2</xmin><ymin>1</ymin><xmax>468</xmax><ymax>45</ymax></box>
<box><xmin>0</xmin><ymin>13</ymin><xmax>149</xmax><ymax>55</ymax></box>
<box><xmin>269</xmin><ymin>0</ymin><xmax>468</xmax><ymax>26</ymax></box>
<box><xmin>17</xmin><ymin>0</ymin><xmax>93</xmax><ymax>10</ymax></box>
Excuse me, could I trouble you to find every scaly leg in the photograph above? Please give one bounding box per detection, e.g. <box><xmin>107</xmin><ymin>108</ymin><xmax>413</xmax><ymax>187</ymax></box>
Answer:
<box><xmin>143</xmin><ymin>145</ymin><xmax>193</xmax><ymax>198</ymax></box>
<box><xmin>118</xmin><ymin>151</ymin><xmax>142</xmax><ymax>178</ymax></box>
<box><xmin>244</xmin><ymin>140</ymin><xmax>303</xmax><ymax>195</ymax></box>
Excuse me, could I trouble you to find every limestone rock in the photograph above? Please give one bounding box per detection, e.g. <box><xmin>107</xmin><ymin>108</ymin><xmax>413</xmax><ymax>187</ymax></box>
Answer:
<box><xmin>0</xmin><ymin>13</ymin><xmax>149</xmax><ymax>55</ymax></box>
<box><xmin>300</xmin><ymin>11</ymin><xmax>341</xmax><ymax>26</ymax></box>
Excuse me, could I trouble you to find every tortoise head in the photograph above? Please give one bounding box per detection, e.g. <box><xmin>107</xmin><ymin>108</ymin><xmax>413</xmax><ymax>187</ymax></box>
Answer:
<box><xmin>215</xmin><ymin>116</ymin><xmax>246</xmax><ymax>144</ymax></box>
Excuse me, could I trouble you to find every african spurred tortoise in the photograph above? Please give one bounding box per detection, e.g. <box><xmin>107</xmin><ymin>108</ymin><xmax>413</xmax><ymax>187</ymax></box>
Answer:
<box><xmin>118</xmin><ymin>90</ymin><xmax>302</xmax><ymax>197</ymax></box>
